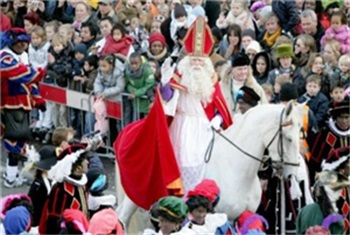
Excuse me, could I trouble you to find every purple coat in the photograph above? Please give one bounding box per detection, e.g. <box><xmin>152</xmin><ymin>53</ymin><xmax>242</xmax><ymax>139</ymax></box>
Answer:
<box><xmin>321</xmin><ymin>25</ymin><xmax>350</xmax><ymax>54</ymax></box>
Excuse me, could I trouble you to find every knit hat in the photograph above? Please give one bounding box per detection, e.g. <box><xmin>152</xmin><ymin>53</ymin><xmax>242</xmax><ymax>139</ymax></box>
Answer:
<box><xmin>149</xmin><ymin>33</ymin><xmax>166</xmax><ymax>47</ymax></box>
<box><xmin>187</xmin><ymin>179</ymin><xmax>220</xmax><ymax>205</ymax></box>
<box><xmin>88</xmin><ymin>208</ymin><xmax>125</xmax><ymax>235</ymax></box>
<box><xmin>275</xmin><ymin>43</ymin><xmax>294</xmax><ymax>59</ymax></box>
<box><xmin>329</xmin><ymin>97</ymin><xmax>350</xmax><ymax>118</ymax></box>
<box><xmin>36</xmin><ymin>145</ymin><xmax>57</xmax><ymax>171</ymax></box>
<box><xmin>250</xmin><ymin>1</ymin><xmax>267</xmax><ymax>12</ymax></box>
<box><xmin>23</xmin><ymin>11</ymin><xmax>41</xmax><ymax>26</ymax></box>
<box><xmin>174</xmin><ymin>3</ymin><xmax>187</xmax><ymax>19</ymax></box>
<box><xmin>235</xmin><ymin>86</ymin><xmax>261</xmax><ymax>106</ymax></box>
<box><xmin>322</xmin><ymin>146</ymin><xmax>350</xmax><ymax>171</ymax></box>
<box><xmin>61</xmin><ymin>209</ymin><xmax>89</xmax><ymax>234</ymax></box>
<box><xmin>242</xmin><ymin>29</ymin><xmax>256</xmax><ymax>40</ymax></box>
<box><xmin>49</xmin><ymin>144</ymin><xmax>87</xmax><ymax>182</ymax></box>
<box><xmin>279</xmin><ymin>83</ymin><xmax>298</xmax><ymax>102</ymax></box>
<box><xmin>158</xmin><ymin>196</ymin><xmax>189</xmax><ymax>221</ymax></box>
<box><xmin>74</xmin><ymin>43</ymin><xmax>87</xmax><ymax>56</ymax></box>
<box><xmin>246</xmin><ymin>41</ymin><xmax>262</xmax><ymax>54</ymax></box>
<box><xmin>231</xmin><ymin>53</ymin><xmax>250</xmax><ymax>68</ymax></box>
<box><xmin>3</xmin><ymin>206</ymin><xmax>31</xmax><ymax>235</ymax></box>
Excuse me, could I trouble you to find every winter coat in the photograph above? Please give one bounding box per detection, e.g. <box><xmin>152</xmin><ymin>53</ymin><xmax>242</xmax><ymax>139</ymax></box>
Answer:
<box><xmin>252</xmin><ymin>51</ymin><xmax>272</xmax><ymax>85</ymax></box>
<box><xmin>302</xmin><ymin>70</ymin><xmax>331</xmax><ymax>99</ymax></box>
<box><xmin>204</xmin><ymin>1</ymin><xmax>221</xmax><ymax>28</ymax></box>
<box><xmin>125</xmin><ymin>59</ymin><xmax>156</xmax><ymax>114</ymax></box>
<box><xmin>321</xmin><ymin>25</ymin><xmax>350</xmax><ymax>54</ymax></box>
<box><xmin>70</xmin><ymin>58</ymin><xmax>85</xmax><ymax>91</ymax></box>
<box><xmin>216</xmin><ymin>10</ymin><xmax>255</xmax><ymax>32</ymax></box>
<box><xmin>272</xmin><ymin>0</ymin><xmax>299</xmax><ymax>33</ymax></box>
<box><xmin>298</xmin><ymin>92</ymin><xmax>329</xmax><ymax>127</ymax></box>
<box><xmin>268</xmin><ymin>66</ymin><xmax>306</xmax><ymax>96</ymax></box>
<box><xmin>100</xmin><ymin>34</ymin><xmax>133</xmax><ymax>58</ymax></box>
<box><xmin>46</xmin><ymin>46</ymin><xmax>73</xmax><ymax>87</ymax></box>
<box><xmin>28</xmin><ymin>41</ymin><xmax>50</xmax><ymax>69</ymax></box>
<box><xmin>83</xmin><ymin>69</ymin><xmax>98</xmax><ymax>94</ymax></box>
<box><xmin>93</xmin><ymin>59</ymin><xmax>125</xmax><ymax>102</ymax></box>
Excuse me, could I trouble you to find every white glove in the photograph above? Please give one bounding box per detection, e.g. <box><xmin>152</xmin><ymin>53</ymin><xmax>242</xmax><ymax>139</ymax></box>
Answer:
<box><xmin>210</xmin><ymin>115</ymin><xmax>223</xmax><ymax>131</ymax></box>
<box><xmin>290</xmin><ymin>175</ymin><xmax>302</xmax><ymax>200</ymax></box>
<box><xmin>161</xmin><ymin>57</ymin><xmax>176</xmax><ymax>85</ymax></box>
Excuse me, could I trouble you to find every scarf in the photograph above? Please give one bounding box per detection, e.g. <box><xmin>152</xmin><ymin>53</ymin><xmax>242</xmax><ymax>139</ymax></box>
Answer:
<box><xmin>263</xmin><ymin>26</ymin><xmax>282</xmax><ymax>47</ymax></box>
<box><xmin>125</xmin><ymin>62</ymin><xmax>146</xmax><ymax>78</ymax></box>
<box><xmin>146</xmin><ymin>47</ymin><xmax>168</xmax><ymax>61</ymax></box>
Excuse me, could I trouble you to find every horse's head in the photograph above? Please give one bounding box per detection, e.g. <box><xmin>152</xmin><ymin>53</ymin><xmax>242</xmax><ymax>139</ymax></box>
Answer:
<box><xmin>264</xmin><ymin>101</ymin><xmax>302</xmax><ymax>179</ymax></box>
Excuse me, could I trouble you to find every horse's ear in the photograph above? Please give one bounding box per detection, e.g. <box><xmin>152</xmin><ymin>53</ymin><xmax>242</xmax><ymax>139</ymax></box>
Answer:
<box><xmin>285</xmin><ymin>100</ymin><xmax>294</xmax><ymax>117</ymax></box>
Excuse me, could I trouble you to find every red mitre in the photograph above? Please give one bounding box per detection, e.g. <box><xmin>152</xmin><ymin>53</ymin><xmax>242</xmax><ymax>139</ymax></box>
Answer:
<box><xmin>183</xmin><ymin>16</ymin><xmax>214</xmax><ymax>57</ymax></box>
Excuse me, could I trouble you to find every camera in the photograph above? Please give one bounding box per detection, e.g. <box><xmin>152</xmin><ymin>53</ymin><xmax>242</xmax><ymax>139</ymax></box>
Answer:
<box><xmin>69</xmin><ymin>131</ymin><xmax>108</xmax><ymax>151</ymax></box>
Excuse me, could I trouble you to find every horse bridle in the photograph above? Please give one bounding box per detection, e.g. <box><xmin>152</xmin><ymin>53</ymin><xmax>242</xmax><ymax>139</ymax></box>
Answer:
<box><xmin>205</xmin><ymin>108</ymin><xmax>300</xmax><ymax>169</ymax></box>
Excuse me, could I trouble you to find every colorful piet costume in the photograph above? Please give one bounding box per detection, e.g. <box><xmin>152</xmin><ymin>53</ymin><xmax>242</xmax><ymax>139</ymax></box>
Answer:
<box><xmin>0</xmin><ymin>28</ymin><xmax>46</xmax><ymax>187</ymax></box>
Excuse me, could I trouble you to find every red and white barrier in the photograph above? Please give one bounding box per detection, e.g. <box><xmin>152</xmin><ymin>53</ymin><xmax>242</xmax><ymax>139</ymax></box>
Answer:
<box><xmin>39</xmin><ymin>83</ymin><xmax>122</xmax><ymax>120</ymax></box>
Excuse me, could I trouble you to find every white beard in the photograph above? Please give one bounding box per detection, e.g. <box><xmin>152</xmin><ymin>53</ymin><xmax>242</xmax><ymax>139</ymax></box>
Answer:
<box><xmin>177</xmin><ymin>56</ymin><xmax>215</xmax><ymax>105</ymax></box>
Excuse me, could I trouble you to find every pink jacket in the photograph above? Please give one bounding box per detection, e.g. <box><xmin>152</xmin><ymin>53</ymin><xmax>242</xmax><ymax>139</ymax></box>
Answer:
<box><xmin>321</xmin><ymin>25</ymin><xmax>350</xmax><ymax>54</ymax></box>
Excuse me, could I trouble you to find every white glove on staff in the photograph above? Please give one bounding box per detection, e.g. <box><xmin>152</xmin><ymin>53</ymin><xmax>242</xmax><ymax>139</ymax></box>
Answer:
<box><xmin>210</xmin><ymin>115</ymin><xmax>223</xmax><ymax>131</ymax></box>
<box><xmin>161</xmin><ymin>57</ymin><xmax>176</xmax><ymax>85</ymax></box>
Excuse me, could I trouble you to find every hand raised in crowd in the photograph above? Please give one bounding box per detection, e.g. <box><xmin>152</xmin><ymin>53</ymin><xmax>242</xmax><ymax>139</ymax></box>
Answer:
<box><xmin>128</xmin><ymin>93</ymin><xmax>136</xmax><ymax>100</ymax></box>
<box><xmin>160</xmin><ymin>58</ymin><xmax>176</xmax><ymax>85</ymax></box>
<box><xmin>37</xmin><ymin>0</ymin><xmax>45</xmax><ymax>12</ymax></box>
<box><xmin>58</xmin><ymin>0</ymin><xmax>65</xmax><ymax>8</ymax></box>
<box><xmin>48</xmin><ymin>53</ymin><xmax>55</xmax><ymax>64</ymax></box>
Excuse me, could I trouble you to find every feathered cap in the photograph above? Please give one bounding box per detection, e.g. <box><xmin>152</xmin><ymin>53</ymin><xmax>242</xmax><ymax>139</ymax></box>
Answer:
<box><xmin>237</xmin><ymin>210</ymin><xmax>269</xmax><ymax>235</ymax></box>
<box><xmin>183</xmin><ymin>16</ymin><xmax>214</xmax><ymax>57</ymax></box>
<box><xmin>322</xmin><ymin>146</ymin><xmax>350</xmax><ymax>171</ymax></box>
<box><xmin>48</xmin><ymin>144</ymin><xmax>87</xmax><ymax>183</ymax></box>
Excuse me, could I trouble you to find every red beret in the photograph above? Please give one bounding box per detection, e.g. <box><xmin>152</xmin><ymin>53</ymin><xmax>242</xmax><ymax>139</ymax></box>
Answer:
<box><xmin>149</xmin><ymin>33</ymin><xmax>166</xmax><ymax>47</ymax></box>
<box><xmin>187</xmin><ymin>179</ymin><xmax>220</xmax><ymax>203</ymax></box>
<box><xmin>62</xmin><ymin>209</ymin><xmax>89</xmax><ymax>233</ymax></box>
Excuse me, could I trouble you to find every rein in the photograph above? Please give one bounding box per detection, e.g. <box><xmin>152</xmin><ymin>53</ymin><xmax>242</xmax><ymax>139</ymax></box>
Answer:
<box><xmin>204</xmin><ymin>108</ymin><xmax>300</xmax><ymax>168</ymax></box>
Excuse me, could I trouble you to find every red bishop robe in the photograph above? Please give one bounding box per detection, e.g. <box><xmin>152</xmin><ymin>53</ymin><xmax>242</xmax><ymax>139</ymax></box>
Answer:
<box><xmin>114</xmin><ymin>75</ymin><xmax>233</xmax><ymax>210</ymax></box>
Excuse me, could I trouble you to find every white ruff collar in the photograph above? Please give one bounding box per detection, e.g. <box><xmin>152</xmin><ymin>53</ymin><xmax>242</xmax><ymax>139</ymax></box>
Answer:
<box><xmin>329</xmin><ymin>118</ymin><xmax>350</xmax><ymax>137</ymax></box>
<box><xmin>65</xmin><ymin>174</ymin><xmax>88</xmax><ymax>187</ymax></box>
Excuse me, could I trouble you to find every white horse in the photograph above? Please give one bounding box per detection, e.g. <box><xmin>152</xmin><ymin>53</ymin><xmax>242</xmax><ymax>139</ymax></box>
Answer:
<box><xmin>116</xmin><ymin>101</ymin><xmax>302</xmax><ymax>232</ymax></box>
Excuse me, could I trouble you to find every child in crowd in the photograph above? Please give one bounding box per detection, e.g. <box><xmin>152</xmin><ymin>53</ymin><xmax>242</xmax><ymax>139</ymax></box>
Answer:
<box><xmin>125</xmin><ymin>52</ymin><xmax>156</xmax><ymax>120</ymax></box>
<box><xmin>148</xmin><ymin>58</ymin><xmax>161</xmax><ymax>82</ymax></box>
<box><xmin>59</xmin><ymin>24</ymin><xmax>75</xmax><ymax>48</ymax></box>
<box><xmin>259</xmin><ymin>12</ymin><xmax>282</xmax><ymax>52</ymax></box>
<box><xmin>330</xmin><ymin>80</ymin><xmax>346</xmax><ymax>103</ymax></box>
<box><xmin>94</xmin><ymin>54</ymin><xmax>126</xmax><ymax>102</ymax></box>
<box><xmin>29</xmin><ymin>26</ymin><xmax>53</xmax><ymax>134</ymax></box>
<box><xmin>298</xmin><ymin>75</ymin><xmax>329</xmax><ymax>127</ymax></box>
<box><xmin>273</xmin><ymin>74</ymin><xmax>291</xmax><ymax>103</ymax></box>
<box><xmin>27</xmin><ymin>145</ymin><xmax>57</xmax><ymax>226</ymax></box>
<box><xmin>46</xmin><ymin>34</ymin><xmax>73</xmax><ymax>128</ymax></box>
<box><xmin>81</xmin><ymin>55</ymin><xmax>99</xmax><ymax>135</ymax></box>
<box><xmin>251</xmin><ymin>51</ymin><xmax>271</xmax><ymax>85</ymax></box>
<box><xmin>117</xmin><ymin>0</ymin><xmax>139</xmax><ymax>24</ymax></box>
<box><xmin>323</xmin><ymin>40</ymin><xmax>342</xmax><ymax>77</ymax></box>
<box><xmin>321</xmin><ymin>10</ymin><xmax>350</xmax><ymax>54</ymax></box>
<box><xmin>331</xmin><ymin>54</ymin><xmax>350</xmax><ymax>87</ymax></box>
<box><xmin>216</xmin><ymin>0</ymin><xmax>254</xmax><ymax>31</ymax></box>
<box><xmin>44</xmin><ymin>20</ymin><xmax>61</xmax><ymax>42</ymax></box>
<box><xmin>94</xmin><ymin>54</ymin><xmax>125</xmax><ymax>131</ymax></box>
<box><xmin>129</xmin><ymin>16</ymin><xmax>149</xmax><ymax>54</ymax></box>
<box><xmin>70</xmin><ymin>43</ymin><xmax>88</xmax><ymax>138</ymax></box>
<box><xmin>100</xmin><ymin>23</ymin><xmax>134</xmax><ymax>58</ymax></box>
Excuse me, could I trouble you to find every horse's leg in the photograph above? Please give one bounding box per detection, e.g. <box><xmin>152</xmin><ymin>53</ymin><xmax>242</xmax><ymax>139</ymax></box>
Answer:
<box><xmin>116</xmin><ymin>195</ymin><xmax>138</xmax><ymax>229</ymax></box>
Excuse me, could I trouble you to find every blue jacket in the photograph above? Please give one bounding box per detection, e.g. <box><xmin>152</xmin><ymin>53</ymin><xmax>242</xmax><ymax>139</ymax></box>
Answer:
<box><xmin>298</xmin><ymin>92</ymin><xmax>329</xmax><ymax>127</ymax></box>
